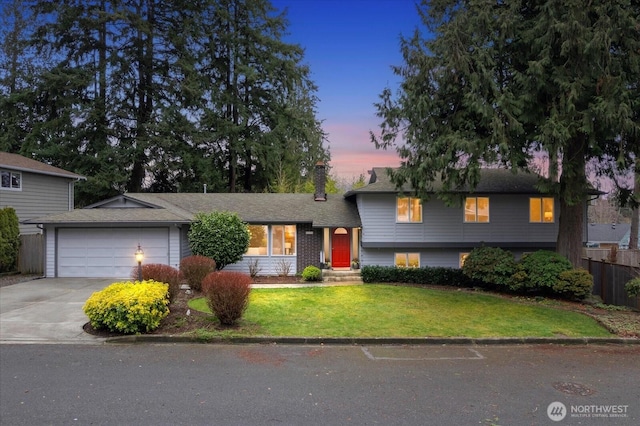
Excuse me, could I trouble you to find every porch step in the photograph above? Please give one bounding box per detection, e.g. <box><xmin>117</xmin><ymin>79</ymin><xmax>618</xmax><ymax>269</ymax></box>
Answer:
<box><xmin>322</xmin><ymin>269</ymin><xmax>363</xmax><ymax>283</ymax></box>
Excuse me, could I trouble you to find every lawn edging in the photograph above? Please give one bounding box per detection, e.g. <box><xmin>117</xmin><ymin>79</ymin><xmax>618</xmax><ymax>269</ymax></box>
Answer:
<box><xmin>104</xmin><ymin>335</ymin><xmax>640</xmax><ymax>345</ymax></box>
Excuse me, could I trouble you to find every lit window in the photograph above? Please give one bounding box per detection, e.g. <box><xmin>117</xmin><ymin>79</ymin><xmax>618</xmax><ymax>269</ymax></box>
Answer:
<box><xmin>272</xmin><ymin>225</ymin><xmax>296</xmax><ymax>255</ymax></box>
<box><xmin>530</xmin><ymin>197</ymin><xmax>554</xmax><ymax>223</ymax></box>
<box><xmin>459</xmin><ymin>253</ymin><xmax>470</xmax><ymax>268</ymax></box>
<box><xmin>0</xmin><ymin>170</ymin><xmax>21</xmax><ymax>190</ymax></box>
<box><xmin>397</xmin><ymin>197</ymin><xmax>422</xmax><ymax>222</ymax></box>
<box><xmin>395</xmin><ymin>253</ymin><xmax>420</xmax><ymax>268</ymax></box>
<box><xmin>247</xmin><ymin>225</ymin><xmax>268</xmax><ymax>255</ymax></box>
<box><xmin>464</xmin><ymin>197</ymin><xmax>489</xmax><ymax>222</ymax></box>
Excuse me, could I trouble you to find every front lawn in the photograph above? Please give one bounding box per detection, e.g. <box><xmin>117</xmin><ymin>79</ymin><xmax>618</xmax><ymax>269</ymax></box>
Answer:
<box><xmin>188</xmin><ymin>285</ymin><xmax>612</xmax><ymax>338</ymax></box>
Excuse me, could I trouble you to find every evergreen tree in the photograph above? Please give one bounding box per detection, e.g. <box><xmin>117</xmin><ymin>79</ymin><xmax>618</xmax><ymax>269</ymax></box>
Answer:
<box><xmin>372</xmin><ymin>0</ymin><xmax>640</xmax><ymax>266</ymax></box>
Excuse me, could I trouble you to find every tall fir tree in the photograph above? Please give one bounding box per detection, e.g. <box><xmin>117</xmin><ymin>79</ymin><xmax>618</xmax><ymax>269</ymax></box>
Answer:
<box><xmin>372</xmin><ymin>0</ymin><xmax>640</xmax><ymax>266</ymax></box>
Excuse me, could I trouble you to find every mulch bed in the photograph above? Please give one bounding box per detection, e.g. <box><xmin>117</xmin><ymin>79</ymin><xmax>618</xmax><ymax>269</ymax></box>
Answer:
<box><xmin>83</xmin><ymin>275</ymin><xmax>303</xmax><ymax>337</ymax></box>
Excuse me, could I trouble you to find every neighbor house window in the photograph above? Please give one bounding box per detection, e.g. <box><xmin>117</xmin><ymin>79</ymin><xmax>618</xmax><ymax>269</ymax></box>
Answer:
<box><xmin>395</xmin><ymin>253</ymin><xmax>420</xmax><ymax>268</ymax></box>
<box><xmin>0</xmin><ymin>170</ymin><xmax>21</xmax><ymax>190</ymax></box>
<box><xmin>247</xmin><ymin>225</ymin><xmax>268</xmax><ymax>255</ymax></box>
<box><xmin>272</xmin><ymin>225</ymin><xmax>296</xmax><ymax>255</ymax></box>
<box><xmin>459</xmin><ymin>253</ymin><xmax>470</xmax><ymax>268</ymax></box>
<box><xmin>464</xmin><ymin>197</ymin><xmax>489</xmax><ymax>222</ymax></box>
<box><xmin>397</xmin><ymin>197</ymin><xmax>422</xmax><ymax>222</ymax></box>
<box><xmin>530</xmin><ymin>197</ymin><xmax>554</xmax><ymax>223</ymax></box>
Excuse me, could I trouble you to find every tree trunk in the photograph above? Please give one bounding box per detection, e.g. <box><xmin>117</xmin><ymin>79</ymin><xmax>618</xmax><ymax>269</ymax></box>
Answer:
<box><xmin>629</xmin><ymin>157</ymin><xmax>640</xmax><ymax>250</ymax></box>
<box><xmin>556</xmin><ymin>136</ymin><xmax>587</xmax><ymax>267</ymax></box>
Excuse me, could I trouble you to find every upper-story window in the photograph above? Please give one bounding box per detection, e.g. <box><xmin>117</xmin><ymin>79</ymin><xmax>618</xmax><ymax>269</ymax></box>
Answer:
<box><xmin>0</xmin><ymin>170</ymin><xmax>21</xmax><ymax>190</ymax></box>
<box><xmin>397</xmin><ymin>197</ymin><xmax>422</xmax><ymax>223</ymax></box>
<box><xmin>530</xmin><ymin>197</ymin><xmax>554</xmax><ymax>223</ymax></box>
<box><xmin>464</xmin><ymin>197</ymin><xmax>489</xmax><ymax>222</ymax></box>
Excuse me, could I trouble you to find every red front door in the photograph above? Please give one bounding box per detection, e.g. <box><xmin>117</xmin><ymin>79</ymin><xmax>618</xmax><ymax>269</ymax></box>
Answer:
<box><xmin>331</xmin><ymin>228</ymin><xmax>351</xmax><ymax>268</ymax></box>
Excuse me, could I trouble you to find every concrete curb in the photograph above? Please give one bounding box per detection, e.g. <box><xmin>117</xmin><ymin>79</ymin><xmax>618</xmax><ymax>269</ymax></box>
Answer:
<box><xmin>104</xmin><ymin>335</ymin><xmax>640</xmax><ymax>345</ymax></box>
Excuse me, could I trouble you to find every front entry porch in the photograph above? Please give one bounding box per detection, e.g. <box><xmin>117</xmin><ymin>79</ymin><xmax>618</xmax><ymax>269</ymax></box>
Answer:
<box><xmin>320</xmin><ymin>227</ymin><xmax>360</xmax><ymax>269</ymax></box>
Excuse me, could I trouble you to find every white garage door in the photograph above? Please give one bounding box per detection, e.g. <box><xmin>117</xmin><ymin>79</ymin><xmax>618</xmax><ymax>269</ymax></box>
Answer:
<box><xmin>57</xmin><ymin>228</ymin><xmax>170</xmax><ymax>278</ymax></box>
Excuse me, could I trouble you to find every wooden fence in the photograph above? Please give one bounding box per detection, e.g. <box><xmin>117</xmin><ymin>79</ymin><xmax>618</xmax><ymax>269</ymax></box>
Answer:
<box><xmin>582</xmin><ymin>258</ymin><xmax>639</xmax><ymax>309</ymax></box>
<box><xmin>18</xmin><ymin>234</ymin><xmax>44</xmax><ymax>275</ymax></box>
<box><xmin>583</xmin><ymin>248</ymin><xmax>640</xmax><ymax>267</ymax></box>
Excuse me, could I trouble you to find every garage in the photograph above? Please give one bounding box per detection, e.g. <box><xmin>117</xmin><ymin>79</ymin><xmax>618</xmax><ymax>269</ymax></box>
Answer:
<box><xmin>56</xmin><ymin>228</ymin><xmax>170</xmax><ymax>278</ymax></box>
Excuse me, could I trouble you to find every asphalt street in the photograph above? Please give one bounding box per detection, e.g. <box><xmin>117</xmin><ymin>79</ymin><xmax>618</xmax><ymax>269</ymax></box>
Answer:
<box><xmin>1</xmin><ymin>343</ymin><xmax>638</xmax><ymax>425</ymax></box>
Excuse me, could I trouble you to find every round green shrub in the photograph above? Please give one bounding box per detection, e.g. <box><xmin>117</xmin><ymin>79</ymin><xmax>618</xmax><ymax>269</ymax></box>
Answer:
<box><xmin>553</xmin><ymin>269</ymin><xmax>593</xmax><ymax>300</ymax></box>
<box><xmin>83</xmin><ymin>280</ymin><xmax>170</xmax><ymax>334</ymax></box>
<box><xmin>188</xmin><ymin>211</ymin><xmax>250</xmax><ymax>270</ymax></box>
<box><xmin>625</xmin><ymin>277</ymin><xmax>640</xmax><ymax>298</ymax></box>
<box><xmin>302</xmin><ymin>265</ymin><xmax>322</xmax><ymax>281</ymax></box>
<box><xmin>462</xmin><ymin>247</ymin><xmax>516</xmax><ymax>289</ymax></box>
<box><xmin>513</xmin><ymin>250</ymin><xmax>572</xmax><ymax>292</ymax></box>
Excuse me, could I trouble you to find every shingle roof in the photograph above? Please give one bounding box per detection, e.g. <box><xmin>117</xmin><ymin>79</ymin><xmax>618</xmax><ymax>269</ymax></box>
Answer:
<box><xmin>346</xmin><ymin>167</ymin><xmax>600</xmax><ymax>196</ymax></box>
<box><xmin>0</xmin><ymin>152</ymin><xmax>85</xmax><ymax>180</ymax></box>
<box><xmin>587</xmin><ymin>223</ymin><xmax>630</xmax><ymax>243</ymax></box>
<box><xmin>26</xmin><ymin>192</ymin><xmax>362</xmax><ymax>228</ymax></box>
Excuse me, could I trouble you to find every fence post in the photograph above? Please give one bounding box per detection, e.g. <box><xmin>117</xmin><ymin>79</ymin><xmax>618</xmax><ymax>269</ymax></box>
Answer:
<box><xmin>600</xmin><ymin>258</ymin><xmax>607</xmax><ymax>303</ymax></box>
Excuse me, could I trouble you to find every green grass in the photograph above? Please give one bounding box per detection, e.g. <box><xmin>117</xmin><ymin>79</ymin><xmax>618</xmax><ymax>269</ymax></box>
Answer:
<box><xmin>188</xmin><ymin>285</ymin><xmax>612</xmax><ymax>338</ymax></box>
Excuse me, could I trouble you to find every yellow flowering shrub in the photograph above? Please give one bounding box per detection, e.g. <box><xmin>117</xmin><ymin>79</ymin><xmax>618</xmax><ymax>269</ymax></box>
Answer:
<box><xmin>83</xmin><ymin>280</ymin><xmax>170</xmax><ymax>334</ymax></box>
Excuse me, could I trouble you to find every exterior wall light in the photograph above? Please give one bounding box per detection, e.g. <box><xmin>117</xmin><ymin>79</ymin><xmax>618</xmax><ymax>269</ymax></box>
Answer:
<box><xmin>135</xmin><ymin>245</ymin><xmax>144</xmax><ymax>281</ymax></box>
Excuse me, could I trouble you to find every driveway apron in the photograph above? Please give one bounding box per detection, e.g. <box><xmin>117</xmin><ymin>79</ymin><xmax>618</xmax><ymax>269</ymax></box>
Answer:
<box><xmin>0</xmin><ymin>278</ymin><xmax>112</xmax><ymax>344</ymax></box>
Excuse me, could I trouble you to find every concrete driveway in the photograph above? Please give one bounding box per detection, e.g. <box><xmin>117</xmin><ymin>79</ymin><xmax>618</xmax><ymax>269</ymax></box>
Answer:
<box><xmin>0</xmin><ymin>278</ymin><xmax>113</xmax><ymax>344</ymax></box>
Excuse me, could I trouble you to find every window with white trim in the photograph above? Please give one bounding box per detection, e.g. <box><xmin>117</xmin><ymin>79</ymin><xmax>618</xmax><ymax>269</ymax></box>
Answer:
<box><xmin>395</xmin><ymin>253</ymin><xmax>420</xmax><ymax>268</ymax></box>
<box><xmin>0</xmin><ymin>170</ymin><xmax>21</xmax><ymax>190</ymax></box>
<box><xmin>397</xmin><ymin>197</ymin><xmax>422</xmax><ymax>223</ymax></box>
<box><xmin>271</xmin><ymin>225</ymin><xmax>296</xmax><ymax>255</ymax></box>
<box><xmin>247</xmin><ymin>225</ymin><xmax>268</xmax><ymax>255</ymax></box>
<box><xmin>530</xmin><ymin>197</ymin><xmax>554</xmax><ymax>223</ymax></box>
<box><xmin>464</xmin><ymin>197</ymin><xmax>489</xmax><ymax>222</ymax></box>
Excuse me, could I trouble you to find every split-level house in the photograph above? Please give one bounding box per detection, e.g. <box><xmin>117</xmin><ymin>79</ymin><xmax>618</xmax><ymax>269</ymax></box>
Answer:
<box><xmin>0</xmin><ymin>152</ymin><xmax>85</xmax><ymax>234</ymax></box>
<box><xmin>344</xmin><ymin>167</ymin><xmax>589</xmax><ymax>269</ymax></box>
<box><xmin>26</xmin><ymin>164</ymin><xmax>591</xmax><ymax>278</ymax></box>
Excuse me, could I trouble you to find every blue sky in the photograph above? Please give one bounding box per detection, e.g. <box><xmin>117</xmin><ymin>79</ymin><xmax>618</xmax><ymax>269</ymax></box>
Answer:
<box><xmin>271</xmin><ymin>0</ymin><xmax>423</xmax><ymax>181</ymax></box>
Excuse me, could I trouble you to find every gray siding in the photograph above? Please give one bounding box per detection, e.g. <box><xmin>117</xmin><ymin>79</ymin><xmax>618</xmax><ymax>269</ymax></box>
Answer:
<box><xmin>357</xmin><ymin>193</ymin><xmax>560</xmax><ymax>246</ymax></box>
<box><xmin>1</xmin><ymin>172</ymin><xmax>74</xmax><ymax>234</ymax></box>
<box><xmin>361</xmin><ymin>247</ymin><xmax>552</xmax><ymax>269</ymax></box>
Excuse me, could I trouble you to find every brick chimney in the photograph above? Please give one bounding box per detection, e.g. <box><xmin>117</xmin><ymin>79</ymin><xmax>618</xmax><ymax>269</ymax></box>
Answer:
<box><xmin>314</xmin><ymin>161</ymin><xmax>326</xmax><ymax>201</ymax></box>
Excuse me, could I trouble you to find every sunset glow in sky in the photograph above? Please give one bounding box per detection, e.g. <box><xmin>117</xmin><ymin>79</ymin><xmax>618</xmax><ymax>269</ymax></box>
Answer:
<box><xmin>271</xmin><ymin>0</ymin><xmax>423</xmax><ymax>180</ymax></box>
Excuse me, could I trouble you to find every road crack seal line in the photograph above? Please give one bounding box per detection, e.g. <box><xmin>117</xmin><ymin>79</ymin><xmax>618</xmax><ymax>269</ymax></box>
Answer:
<box><xmin>361</xmin><ymin>347</ymin><xmax>485</xmax><ymax>361</ymax></box>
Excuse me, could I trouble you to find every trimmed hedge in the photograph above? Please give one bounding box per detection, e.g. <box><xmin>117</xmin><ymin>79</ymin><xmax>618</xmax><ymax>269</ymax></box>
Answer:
<box><xmin>83</xmin><ymin>280</ymin><xmax>170</xmax><ymax>334</ymax></box>
<box><xmin>361</xmin><ymin>265</ymin><xmax>472</xmax><ymax>287</ymax></box>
